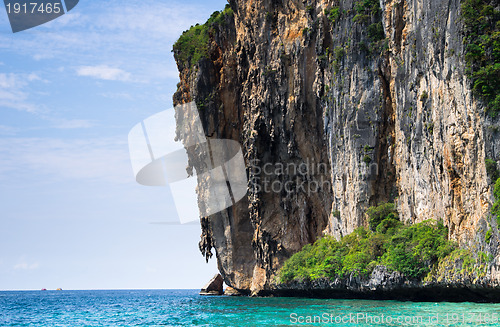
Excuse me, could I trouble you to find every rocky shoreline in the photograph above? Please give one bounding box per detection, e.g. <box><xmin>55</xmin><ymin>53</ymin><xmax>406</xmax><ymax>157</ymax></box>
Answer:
<box><xmin>203</xmin><ymin>266</ymin><xmax>500</xmax><ymax>302</ymax></box>
<box><xmin>272</xmin><ymin>266</ymin><xmax>500</xmax><ymax>303</ymax></box>
<box><xmin>216</xmin><ymin>265</ymin><xmax>500</xmax><ymax>302</ymax></box>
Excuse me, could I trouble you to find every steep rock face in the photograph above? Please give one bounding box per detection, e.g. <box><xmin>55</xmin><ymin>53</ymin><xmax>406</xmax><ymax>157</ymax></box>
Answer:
<box><xmin>382</xmin><ymin>0</ymin><xmax>489</xmax><ymax>250</ymax></box>
<box><xmin>173</xmin><ymin>0</ymin><xmax>499</xmax><ymax>294</ymax></box>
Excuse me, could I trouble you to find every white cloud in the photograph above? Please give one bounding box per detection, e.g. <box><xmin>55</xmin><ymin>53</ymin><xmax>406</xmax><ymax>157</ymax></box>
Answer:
<box><xmin>0</xmin><ymin>125</ymin><xmax>18</xmax><ymax>136</ymax></box>
<box><xmin>0</xmin><ymin>0</ymin><xmax>220</xmax><ymax>74</ymax></box>
<box><xmin>76</xmin><ymin>65</ymin><xmax>131</xmax><ymax>82</ymax></box>
<box><xmin>0</xmin><ymin>74</ymin><xmax>20</xmax><ymax>89</ymax></box>
<box><xmin>100</xmin><ymin>92</ymin><xmax>133</xmax><ymax>100</ymax></box>
<box><xmin>27</xmin><ymin>73</ymin><xmax>42</xmax><ymax>82</ymax></box>
<box><xmin>51</xmin><ymin>119</ymin><xmax>96</xmax><ymax>129</ymax></box>
<box><xmin>43</xmin><ymin>12</ymin><xmax>84</xmax><ymax>29</ymax></box>
<box><xmin>0</xmin><ymin>137</ymin><xmax>133</xmax><ymax>184</ymax></box>
<box><xmin>33</xmin><ymin>53</ymin><xmax>55</xmax><ymax>61</ymax></box>
<box><xmin>0</xmin><ymin>73</ymin><xmax>41</xmax><ymax>113</ymax></box>
<box><xmin>89</xmin><ymin>1</ymin><xmax>209</xmax><ymax>40</ymax></box>
<box><xmin>0</xmin><ymin>88</ymin><xmax>22</xmax><ymax>102</ymax></box>
<box><xmin>14</xmin><ymin>262</ymin><xmax>40</xmax><ymax>270</ymax></box>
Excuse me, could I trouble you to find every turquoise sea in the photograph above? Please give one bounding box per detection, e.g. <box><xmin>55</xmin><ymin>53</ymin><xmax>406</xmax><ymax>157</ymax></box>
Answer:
<box><xmin>1</xmin><ymin>289</ymin><xmax>500</xmax><ymax>326</ymax></box>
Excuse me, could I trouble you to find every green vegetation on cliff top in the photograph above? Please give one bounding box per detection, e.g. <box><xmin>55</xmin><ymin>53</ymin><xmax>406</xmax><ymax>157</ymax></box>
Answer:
<box><xmin>279</xmin><ymin>203</ymin><xmax>486</xmax><ymax>284</ymax></box>
<box><xmin>172</xmin><ymin>5</ymin><xmax>233</xmax><ymax>68</ymax></box>
<box><xmin>461</xmin><ymin>0</ymin><xmax>500</xmax><ymax>117</ymax></box>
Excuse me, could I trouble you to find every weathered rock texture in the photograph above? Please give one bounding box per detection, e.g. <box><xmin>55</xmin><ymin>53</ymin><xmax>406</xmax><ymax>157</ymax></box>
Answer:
<box><xmin>224</xmin><ymin>286</ymin><xmax>243</xmax><ymax>296</ymax></box>
<box><xmin>200</xmin><ymin>273</ymin><xmax>224</xmax><ymax>296</ymax></box>
<box><xmin>173</xmin><ymin>0</ymin><xmax>500</xmax><ymax>296</ymax></box>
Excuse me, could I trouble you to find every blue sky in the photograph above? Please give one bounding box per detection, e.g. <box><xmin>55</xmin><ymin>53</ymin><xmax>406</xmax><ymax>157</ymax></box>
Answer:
<box><xmin>0</xmin><ymin>0</ymin><xmax>228</xmax><ymax>290</ymax></box>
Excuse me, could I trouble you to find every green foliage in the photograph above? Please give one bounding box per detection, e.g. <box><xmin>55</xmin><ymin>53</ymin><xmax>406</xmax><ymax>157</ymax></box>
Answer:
<box><xmin>334</xmin><ymin>47</ymin><xmax>345</xmax><ymax>61</ymax></box>
<box><xmin>173</xmin><ymin>24</ymin><xmax>209</xmax><ymax>69</ymax></box>
<box><xmin>494</xmin><ymin>178</ymin><xmax>500</xmax><ymax>201</ymax></box>
<box><xmin>375</xmin><ymin>217</ymin><xmax>401</xmax><ymax>234</ymax></box>
<box><xmin>461</xmin><ymin>0</ymin><xmax>500</xmax><ymax>117</ymax></box>
<box><xmin>279</xmin><ymin>237</ymin><xmax>346</xmax><ymax>282</ymax></box>
<box><xmin>486</xmin><ymin>229</ymin><xmax>493</xmax><ymax>243</ymax></box>
<box><xmin>492</xmin><ymin>177</ymin><xmax>500</xmax><ymax>225</ymax></box>
<box><xmin>333</xmin><ymin>46</ymin><xmax>345</xmax><ymax>73</ymax></box>
<box><xmin>325</xmin><ymin>6</ymin><xmax>340</xmax><ymax>24</ymax></box>
<box><xmin>486</xmin><ymin>159</ymin><xmax>499</xmax><ymax>181</ymax></box>
<box><xmin>353</xmin><ymin>0</ymin><xmax>381</xmax><ymax>24</ymax></box>
<box><xmin>381</xmin><ymin>220</ymin><xmax>455</xmax><ymax>278</ymax></box>
<box><xmin>426</xmin><ymin>123</ymin><xmax>434</xmax><ymax>135</ymax></box>
<box><xmin>355</xmin><ymin>0</ymin><xmax>381</xmax><ymax>16</ymax></box>
<box><xmin>207</xmin><ymin>5</ymin><xmax>233</xmax><ymax>26</ymax></box>
<box><xmin>363</xmin><ymin>155</ymin><xmax>372</xmax><ymax>165</ymax></box>
<box><xmin>425</xmin><ymin>248</ymin><xmax>488</xmax><ymax>282</ymax></box>
<box><xmin>352</xmin><ymin>0</ymin><xmax>386</xmax><ymax>55</ymax></box>
<box><xmin>279</xmin><ymin>228</ymin><xmax>383</xmax><ymax>282</ymax></box>
<box><xmin>353</xmin><ymin>13</ymin><xmax>370</xmax><ymax>24</ymax></box>
<box><xmin>367</xmin><ymin>202</ymin><xmax>398</xmax><ymax>231</ymax></box>
<box><xmin>358</xmin><ymin>41</ymin><xmax>369</xmax><ymax>52</ymax></box>
<box><xmin>341</xmin><ymin>228</ymin><xmax>385</xmax><ymax>277</ymax></box>
<box><xmin>172</xmin><ymin>5</ymin><xmax>234</xmax><ymax>68</ymax></box>
<box><xmin>472</xmin><ymin>64</ymin><xmax>500</xmax><ymax>116</ymax></box>
<box><xmin>420</xmin><ymin>91</ymin><xmax>429</xmax><ymax>103</ymax></box>
<box><xmin>367</xmin><ymin>22</ymin><xmax>384</xmax><ymax>42</ymax></box>
<box><xmin>279</xmin><ymin>217</ymin><xmax>458</xmax><ymax>283</ymax></box>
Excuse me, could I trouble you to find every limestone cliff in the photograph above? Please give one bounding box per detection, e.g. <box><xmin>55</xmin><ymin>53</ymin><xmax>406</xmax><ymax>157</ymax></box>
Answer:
<box><xmin>173</xmin><ymin>0</ymin><xmax>500</xmax><ymax>295</ymax></box>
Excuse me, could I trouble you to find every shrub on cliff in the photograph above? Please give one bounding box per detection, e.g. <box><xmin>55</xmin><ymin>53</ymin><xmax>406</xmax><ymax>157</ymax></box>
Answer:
<box><xmin>279</xmin><ymin>237</ymin><xmax>346</xmax><ymax>282</ymax></box>
<box><xmin>173</xmin><ymin>24</ymin><xmax>209</xmax><ymax>69</ymax></box>
<box><xmin>366</xmin><ymin>202</ymin><xmax>398</xmax><ymax>231</ymax></box>
<box><xmin>325</xmin><ymin>6</ymin><xmax>340</xmax><ymax>24</ymax></box>
<box><xmin>279</xmin><ymin>203</ymin><xmax>461</xmax><ymax>283</ymax></box>
<box><xmin>173</xmin><ymin>5</ymin><xmax>234</xmax><ymax>68</ymax></box>
<box><xmin>485</xmin><ymin>159</ymin><xmax>499</xmax><ymax>182</ymax></box>
<box><xmin>491</xmin><ymin>178</ymin><xmax>500</xmax><ymax>225</ymax></box>
<box><xmin>367</xmin><ymin>22</ymin><xmax>384</xmax><ymax>42</ymax></box>
<box><xmin>461</xmin><ymin>0</ymin><xmax>500</xmax><ymax>117</ymax></box>
<box><xmin>354</xmin><ymin>0</ymin><xmax>380</xmax><ymax>17</ymax></box>
<box><xmin>381</xmin><ymin>220</ymin><xmax>455</xmax><ymax>278</ymax></box>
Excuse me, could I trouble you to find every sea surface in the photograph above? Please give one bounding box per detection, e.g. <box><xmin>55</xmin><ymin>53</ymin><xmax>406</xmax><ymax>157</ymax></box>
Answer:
<box><xmin>1</xmin><ymin>289</ymin><xmax>500</xmax><ymax>326</ymax></box>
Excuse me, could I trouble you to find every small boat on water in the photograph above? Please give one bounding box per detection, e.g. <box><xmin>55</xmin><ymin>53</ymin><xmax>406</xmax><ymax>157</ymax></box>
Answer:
<box><xmin>56</xmin><ymin>288</ymin><xmax>62</xmax><ymax>291</ymax></box>
<box><xmin>41</xmin><ymin>288</ymin><xmax>47</xmax><ymax>291</ymax></box>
